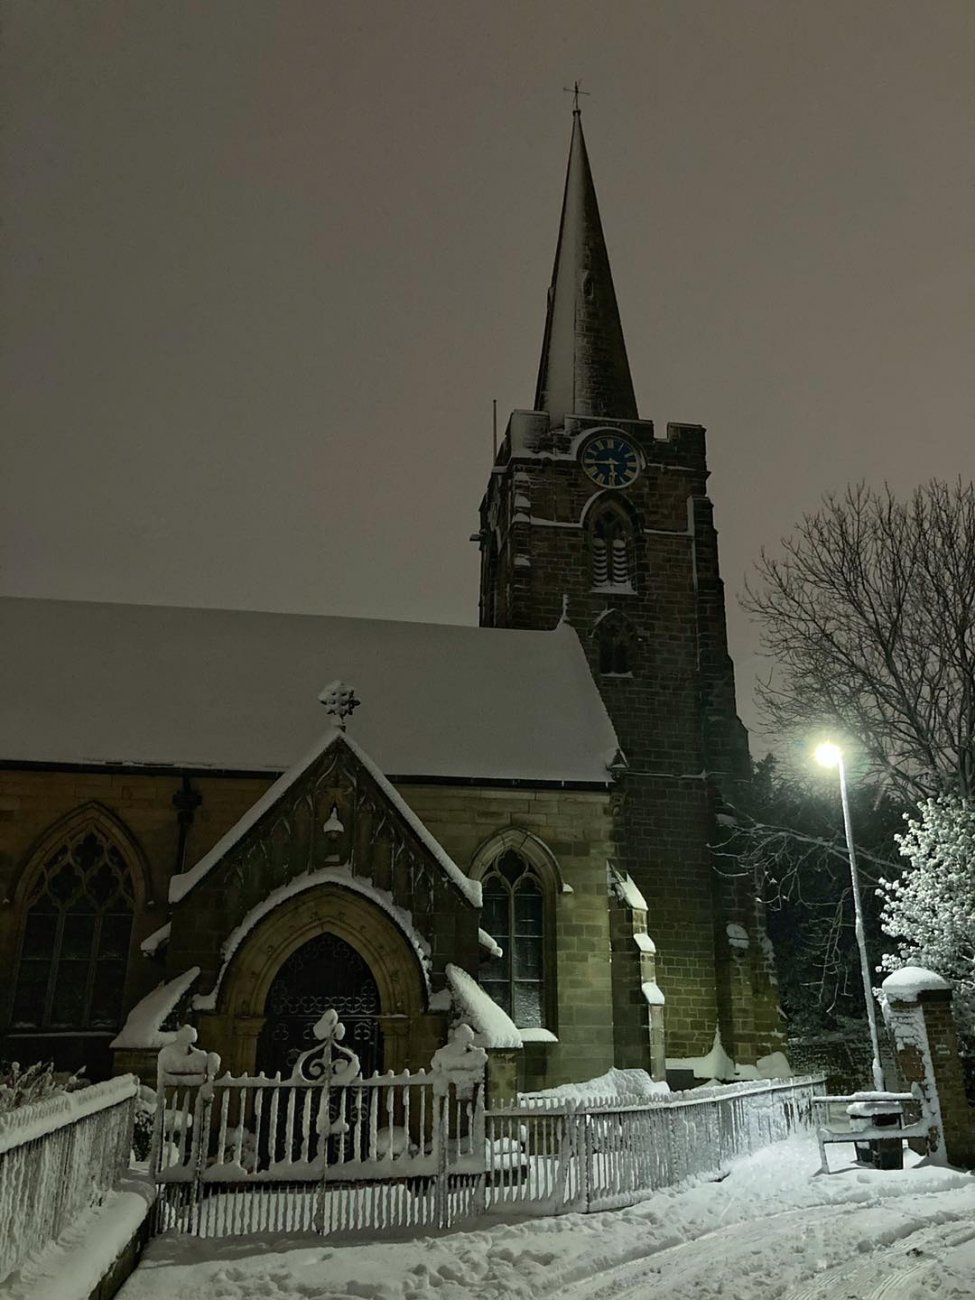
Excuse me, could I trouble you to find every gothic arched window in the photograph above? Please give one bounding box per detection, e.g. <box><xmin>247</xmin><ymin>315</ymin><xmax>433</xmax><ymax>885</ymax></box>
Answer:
<box><xmin>478</xmin><ymin>850</ymin><xmax>547</xmax><ymax>1029</ymax></box>
<box><xmin>591</xmin><ymin>507</ymin><xmax>633</xmax><ymax>591</ymax></box>
<box><xmin>12</xmin><ymin>826</ymin><xmax>135</xmax><ymax>1032</ymax></box>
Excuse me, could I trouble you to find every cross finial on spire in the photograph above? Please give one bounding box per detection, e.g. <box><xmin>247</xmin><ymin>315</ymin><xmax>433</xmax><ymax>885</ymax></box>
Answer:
<box><xmin>562</xmin><ymin>80</ymin><xmax>590</xmax><ymax>115</ymax></box>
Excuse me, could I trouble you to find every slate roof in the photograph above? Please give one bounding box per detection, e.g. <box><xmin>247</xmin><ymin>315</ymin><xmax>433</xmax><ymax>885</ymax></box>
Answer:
<box><xmin>0</xmin><ymin>598</ymin><xmax>619</xmax><ymax>784</ymax></box>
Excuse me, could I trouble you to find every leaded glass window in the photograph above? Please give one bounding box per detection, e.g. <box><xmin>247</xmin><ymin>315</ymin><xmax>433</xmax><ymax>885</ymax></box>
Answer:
<box><xmin>479</xmin><ymin>851</ymin><xmax>546</xmax><ymax>1028</ymax></box>
<box><xmin>12</xmin><ymin>828</ymin><xmax>134</xmax><ymax>1032</ymax></box>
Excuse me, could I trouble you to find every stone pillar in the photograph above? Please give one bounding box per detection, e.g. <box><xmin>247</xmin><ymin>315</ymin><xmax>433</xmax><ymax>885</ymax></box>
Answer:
<box><xmin>196</xmin><ymin>1012</ymin><xmax>263</xmax><ymax>1076</ymax></box>
<box><xmin>881</xmin><ymin>967</ymin><xmax>975</xmax><ymax>1169</ymax></box>
<box><xmin>484</xmin><ymin>1048</ymin><xmax>520</xmax><ymax>1105</ymax></box>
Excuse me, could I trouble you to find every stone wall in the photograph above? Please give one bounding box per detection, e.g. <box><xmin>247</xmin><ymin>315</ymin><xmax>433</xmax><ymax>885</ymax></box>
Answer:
<box><xmin>0</xmin><ymin>766</ymin><xmax>271</xmax><ymax>1075</ymax></box>
<box><xmin>1</xmin><ymin>765</ymin><xmax>623</xmax><ymax>1092</ymax></box>
<box><xmin>400</xmin><ymin>782</ymin><xmax>618</xmax><ymax>1090</ymax></box>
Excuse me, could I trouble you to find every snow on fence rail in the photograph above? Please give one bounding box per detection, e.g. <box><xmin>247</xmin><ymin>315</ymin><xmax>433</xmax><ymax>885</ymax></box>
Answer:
<box><xmin>484</xmin><ymin>1075</ymin><xmax>826</xmax><ymax>1216</ymax></box>
<box><xmin>0</xmin><ymin>1073</ymin><xmax>139</xmax><ymax>1287</ymax></box>
<box><xmin>150</xmin><ymin>1014</ymin><xmax>825</xmax><ymax>1238</ymax></box>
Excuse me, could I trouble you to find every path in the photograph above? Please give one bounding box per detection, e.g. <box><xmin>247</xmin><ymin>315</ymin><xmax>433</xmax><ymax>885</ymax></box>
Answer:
<box><xmin>120</xmin><ymin>1138</ymin><xmax>975</xmax><ymax>1300</ymax></box>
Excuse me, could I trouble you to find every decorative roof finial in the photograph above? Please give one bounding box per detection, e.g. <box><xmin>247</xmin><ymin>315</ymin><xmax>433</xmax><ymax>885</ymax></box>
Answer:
<box><xmin>563</xmin><ymin>80</ymin><xmax>590</xmax><ymax>115</ymax></box>
<box><xmin>318</xmin><ymin>680</ymin><xmax>360</xmax><ymax>730</ymax></box>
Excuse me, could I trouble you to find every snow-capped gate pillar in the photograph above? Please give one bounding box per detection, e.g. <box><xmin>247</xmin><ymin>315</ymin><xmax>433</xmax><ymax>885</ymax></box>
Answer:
<box><xmin>881</xmin><ymin>967</ymin><xmax>974</xmax><ymax>1169</ymax></box>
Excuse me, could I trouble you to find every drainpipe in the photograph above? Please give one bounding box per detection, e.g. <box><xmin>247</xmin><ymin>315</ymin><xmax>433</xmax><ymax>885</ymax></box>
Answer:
<box><xmin>172</xmin><ymin>773</ymin><xmax>203</xmax><ymax>877</ymax></box>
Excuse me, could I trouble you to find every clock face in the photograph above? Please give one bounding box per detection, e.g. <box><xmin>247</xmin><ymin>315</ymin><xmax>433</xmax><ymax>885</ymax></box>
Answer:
<box><xmin>580</xmin><ymin>434</ymin><xmax>640</xmax><ymax>489</ymax></box>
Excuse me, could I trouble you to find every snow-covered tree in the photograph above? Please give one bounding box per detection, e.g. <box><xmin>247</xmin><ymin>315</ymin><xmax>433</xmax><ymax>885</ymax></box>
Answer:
<box><xmin>879</xmin><ymin>795</ymin><xmax>975</xmax><ymax>1056</ymax></box>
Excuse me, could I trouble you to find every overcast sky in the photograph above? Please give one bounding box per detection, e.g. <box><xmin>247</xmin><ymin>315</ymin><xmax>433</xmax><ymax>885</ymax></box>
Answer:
<box><xmin>2</xmin><ymin>0</ymin><xmax>973</xmax><ymax>745</ymax></box>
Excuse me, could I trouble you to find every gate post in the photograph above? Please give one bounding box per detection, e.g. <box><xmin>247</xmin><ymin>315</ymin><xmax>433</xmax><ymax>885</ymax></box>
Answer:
<box><xmin>429</xmin><ymin>1023</ymin><xmax>489</xmax><ymax>1230</ymax></box>
<box><xmin>882</xmin><ymin>968</ymin><xmax>975</xmax><ymax>1168</ymax></box>
<box><xmin>153</xmin><ymin>1026</ymin><xmax>222</xmax><ymax>1233</ymax></box>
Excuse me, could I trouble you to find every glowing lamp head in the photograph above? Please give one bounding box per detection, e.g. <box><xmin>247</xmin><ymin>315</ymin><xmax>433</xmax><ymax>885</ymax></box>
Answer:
<box><xmin>814</xmin><ymin>742</ymin><xmax>842</xmax><ymax>769</ymax></box>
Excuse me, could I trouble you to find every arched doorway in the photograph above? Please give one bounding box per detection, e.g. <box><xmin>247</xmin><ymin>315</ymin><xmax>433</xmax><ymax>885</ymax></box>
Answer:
<box><xmin>256</xmin><ymin>931</ymin><xmax>383</xmax><ymax>1078</ymax></box>
<box><xmin>208</xmin><ymin>883</ymin><xmax>433</xmax><ymax>1077</ymax></box>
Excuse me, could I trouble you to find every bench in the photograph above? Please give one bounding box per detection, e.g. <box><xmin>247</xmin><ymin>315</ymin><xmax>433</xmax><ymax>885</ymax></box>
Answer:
<box><xmin>812</xmin><ymin>1091</ymin><xmax>929</xmax><ymax>1173</ymax></box>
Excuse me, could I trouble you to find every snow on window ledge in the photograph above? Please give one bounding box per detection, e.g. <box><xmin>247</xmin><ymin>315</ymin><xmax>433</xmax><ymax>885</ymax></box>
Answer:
<box><xmin>519</xmin><ymin>1027</ymin><xmax>558</xmax><ymax>1044</ymax></box>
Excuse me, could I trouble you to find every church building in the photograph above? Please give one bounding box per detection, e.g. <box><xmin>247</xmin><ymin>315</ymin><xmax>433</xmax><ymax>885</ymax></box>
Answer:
<box><xmin>0</xmin><ymin>109</ymin><xmax>783</xmax><ymax>1094</ymax></box>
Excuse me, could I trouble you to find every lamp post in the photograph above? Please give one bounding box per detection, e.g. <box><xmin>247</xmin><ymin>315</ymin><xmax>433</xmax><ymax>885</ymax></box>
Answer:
<box><xmin>814</xmin><ymin>741</ymin><xmax>886</xmax><ymax>1092</ymax></box>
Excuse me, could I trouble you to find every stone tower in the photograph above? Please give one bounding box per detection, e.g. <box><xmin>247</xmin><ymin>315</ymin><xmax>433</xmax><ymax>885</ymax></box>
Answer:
<box><xmin>477</xmin><ymin>107</ymin><xmax>781</xmax><ymax>1075</ymax></box>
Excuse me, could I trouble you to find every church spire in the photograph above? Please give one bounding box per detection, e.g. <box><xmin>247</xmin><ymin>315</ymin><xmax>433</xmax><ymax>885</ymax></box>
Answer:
<box><xmin>533</xmin><ymin>106</ymin><xmax>638</xmax><ymax>429</ymax></box>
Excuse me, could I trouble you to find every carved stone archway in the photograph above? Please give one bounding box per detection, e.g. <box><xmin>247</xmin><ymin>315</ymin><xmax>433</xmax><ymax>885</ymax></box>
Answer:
<box><xmin>198</xmin><ymin>884</ymin><xmax>430</xmax><ymax>1076</ymax></box>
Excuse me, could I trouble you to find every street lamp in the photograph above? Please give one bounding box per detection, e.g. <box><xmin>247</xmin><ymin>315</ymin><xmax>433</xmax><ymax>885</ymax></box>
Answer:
<box><xmin>814</xmin><ymin>741</ymin><xmax>886</xmax><ymax>1092</ymax></box>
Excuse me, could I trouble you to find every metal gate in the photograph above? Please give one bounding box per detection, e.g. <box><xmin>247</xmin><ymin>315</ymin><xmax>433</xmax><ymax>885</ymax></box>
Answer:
<box><xmin>257</xmin><ymin>932</ymin><xmax>383</xmax><ymax>1078</ymax></box>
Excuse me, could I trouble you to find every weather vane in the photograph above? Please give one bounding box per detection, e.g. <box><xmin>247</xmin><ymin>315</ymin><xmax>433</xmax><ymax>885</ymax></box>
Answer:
<box><xmin>562</xmin><ymin>80</ymin><xmax>590</xmax><ymax>114</ymax></box>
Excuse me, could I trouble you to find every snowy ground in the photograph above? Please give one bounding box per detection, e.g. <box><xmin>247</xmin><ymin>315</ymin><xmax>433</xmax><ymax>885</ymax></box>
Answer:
<box><xmin>119</xmin><ymin>1138</ymin><xmax>975</xmax><ymax>1300</ymax></box>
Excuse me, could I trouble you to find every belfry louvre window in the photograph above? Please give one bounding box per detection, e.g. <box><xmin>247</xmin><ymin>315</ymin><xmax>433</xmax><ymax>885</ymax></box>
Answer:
<box><xmin>12</xmin><ymin>828</ymin><xmax>134</xmax><ymax>1032</ymax></box>
<box><xmin>478</xmin><ymin>851</ymin><xmax>546</xmax><ymax>1028</ymax></box>
<box><xmin>591</xmin><ymin>509</ymin><xmax>633</xmax><ymax>589</ymax></box>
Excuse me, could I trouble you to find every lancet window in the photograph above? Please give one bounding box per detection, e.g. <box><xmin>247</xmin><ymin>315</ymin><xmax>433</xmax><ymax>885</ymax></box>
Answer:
<box><xmin>478</xmin><ymin>850</ymin><xmax>547</xmax><ymax>1029</ymax></box>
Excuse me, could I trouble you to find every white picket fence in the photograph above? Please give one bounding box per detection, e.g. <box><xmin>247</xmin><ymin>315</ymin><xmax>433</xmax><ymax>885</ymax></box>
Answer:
<box><xmin>0</xmin><ymin>1074</ymin><xmax>139</xmax><ymax>1287</ymax></box>
<box><xmin>486</xmin><ymin>1076</ymin><xmax>825</xmax><ymax>1216</ymax></box>
<box><xmin>151</xmin><ymin>1015</ymin><xmax>825</xmax><ymax>1237</ymax></box>
<box><xmin>153</xmin><ymin>1067</ymin><xmax>485</xmax><ymax>1235</ymax></box>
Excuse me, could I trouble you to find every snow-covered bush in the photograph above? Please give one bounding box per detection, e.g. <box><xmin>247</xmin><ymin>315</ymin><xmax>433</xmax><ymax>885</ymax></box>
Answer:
<box><xmin>879</xmin><ymin>795</ymin><xmax>975</xmax><ymax>1074</ymax></box>
<box><xmin>213</xmin><ymin>1124</ymin><xmax>258</xmax><ymax>1172</ymax></box>
<box><xmin>0</xmin><ymin>1059</ymin><xmax>87</xmax><ymax>1114</ymax></box>
<box><xmin>131</xmin><ymin>1085</ymin><xmax>157</xmax><ymax>1161</ymax></box>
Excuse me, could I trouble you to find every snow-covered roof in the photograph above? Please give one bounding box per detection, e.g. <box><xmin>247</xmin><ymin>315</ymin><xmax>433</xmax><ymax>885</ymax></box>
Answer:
<box><xmin>0</xmin><ymin>598</ymin><xmax>619</xmax><ymax>784</ymax></box>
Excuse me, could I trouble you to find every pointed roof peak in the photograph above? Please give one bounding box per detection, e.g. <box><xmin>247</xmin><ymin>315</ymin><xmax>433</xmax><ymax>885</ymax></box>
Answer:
<box><xmin>533</xmin><ymin>110</ymin><xmax>638</xmax><ymax>429</ymax></box>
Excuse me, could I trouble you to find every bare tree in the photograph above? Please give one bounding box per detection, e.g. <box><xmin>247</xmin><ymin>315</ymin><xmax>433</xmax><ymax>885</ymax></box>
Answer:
<box><xmin>743</xmin><ymin>480</ymin><xmax>975</xmax><ymax>800</ymax></box>
<box><xmin>713</xmin><ymin>755</ymin><xmax>902</xmax><ymax>1032</ymax></box>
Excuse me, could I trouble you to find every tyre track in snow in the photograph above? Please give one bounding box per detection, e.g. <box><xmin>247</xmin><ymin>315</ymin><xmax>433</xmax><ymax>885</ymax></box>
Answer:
<box><xmin>781</xmin><ymin>1218</ymin><xmax>975</xmax><ymax>1300</ymax></box>
<box><xmin>557</xmin><ymin>1203</ymin><xmax>855</xmax><ymax>1300</ymax></box>
<box><xmin>557</xmin><ymin>1199</ymin><xmax>975</xmax><ymax>1300</ymax></box>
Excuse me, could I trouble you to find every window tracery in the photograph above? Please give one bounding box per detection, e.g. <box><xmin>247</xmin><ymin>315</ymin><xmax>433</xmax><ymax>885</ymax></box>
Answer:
<box><xmin>12</xmin><ymin>827</ymin><xmax>134</xmax><ymax>1032</ymax></box>
<box><xmin>477</xmin><ymin>850</ymin><xmax>547</xmax><ymax>1029</ymax></box>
